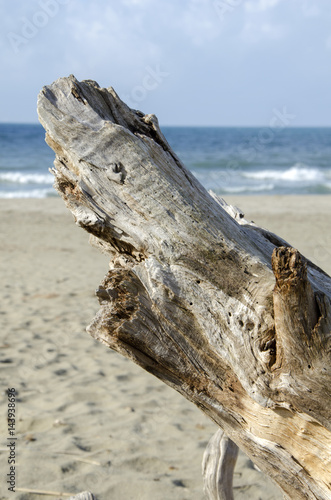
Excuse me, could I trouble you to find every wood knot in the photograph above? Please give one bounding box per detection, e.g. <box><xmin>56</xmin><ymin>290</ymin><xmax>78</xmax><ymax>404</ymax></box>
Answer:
<box><xmin>107</xmin><ymin>162</ymin><xmax>126</xmax><ymax>184</ymax></box>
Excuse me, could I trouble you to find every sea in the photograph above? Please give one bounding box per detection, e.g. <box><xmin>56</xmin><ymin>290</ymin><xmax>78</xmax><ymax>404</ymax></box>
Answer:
<box><xmin>1</xmin><ymin>123</ymin><xmax>331</xmax><ymax>198</ymax></box>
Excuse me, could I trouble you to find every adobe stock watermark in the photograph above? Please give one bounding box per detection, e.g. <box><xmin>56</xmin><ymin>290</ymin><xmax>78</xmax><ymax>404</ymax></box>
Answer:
<box><xmin>314</xmin><ymin>231</ymin><xmax>331</xmax><ymax>265</ymax></box>
<box><xmin>7</xmin><ymin>0</ymin><xmax>70</xmax><ymax>54</ymax></box>
<box><xmin>122</xmin><ymin>65</ymin><xmax>170</xmax><ymax>107</ymax></box>
<box><xmin>216</xmin><ymin>106</ymin><xmax>296</xmax><ymax>188</ymax></box>
<box><xmin>213</xmin><ymin>0</ymin><xmax>243</xmax><ymax>22</ymax></box>
<box><xmin>236</xmin><ymin>106</ymin><xmax>296</xmax><ymax>162</ymax></box>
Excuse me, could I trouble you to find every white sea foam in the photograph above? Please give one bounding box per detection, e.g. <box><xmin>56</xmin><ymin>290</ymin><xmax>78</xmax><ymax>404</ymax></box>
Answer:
<box><xmin>0</xmin><ymin>188</ymin><xmax>54</xmax><ymax>199</ymax></box>
<box><xmin>244</xmin><ymin>163</ymin><xmax>324</xmax><ymax>183</ymax></box>
<box><xmin>0</xmin><ymin>172</ymin><xmax>53</xmax><ymax>184</ymax></box>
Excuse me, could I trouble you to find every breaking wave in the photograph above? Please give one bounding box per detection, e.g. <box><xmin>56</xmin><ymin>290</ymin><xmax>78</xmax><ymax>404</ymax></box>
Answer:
<box><xmin>0</xmin><ymin>188</ymin><xmax>55</xmax><ymax>199</ymax></box>
<box><xmin>0</xmin><ymin>171</ymin><xmax>53</xmax><ymax>184</ymax></box>
<box><xmin>243</xmin><ymin>164</ymin><xmax>325</xmax><ymax>183</ymax></box>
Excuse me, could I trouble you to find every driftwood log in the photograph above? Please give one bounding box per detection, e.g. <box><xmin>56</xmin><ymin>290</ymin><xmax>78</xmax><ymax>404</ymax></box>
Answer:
<box><xmin>37</xmin><ymin>75</ymin><xmax>331</xmax><ymax>500</ymax></box>
<box><xmin>202</xmin><ymin>429</ymin><xmax>239</xmax><ymax>500</ymax></box>
<box><xmin>69</xmin><ymin>492</ymin><xmax>96</xmax><ymax>500</ymax></box>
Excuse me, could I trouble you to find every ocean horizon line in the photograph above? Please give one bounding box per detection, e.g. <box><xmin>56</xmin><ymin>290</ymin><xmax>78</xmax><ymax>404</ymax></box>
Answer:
<box><xmin>1</xmin><ymin>124</ymin><xmax>330</xmax><ymax>198</ymax></box>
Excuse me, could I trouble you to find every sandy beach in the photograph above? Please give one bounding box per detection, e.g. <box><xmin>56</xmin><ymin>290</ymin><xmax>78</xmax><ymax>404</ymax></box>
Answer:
<box><xmin>1</xmin><ymin>195</ymin><xmax>330</xmax><ymax>500</ymax></box>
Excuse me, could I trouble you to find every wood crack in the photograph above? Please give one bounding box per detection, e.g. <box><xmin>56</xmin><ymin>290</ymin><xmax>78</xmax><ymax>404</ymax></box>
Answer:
<box><xmin>38</xmin><ymin>75</ymin><xmax>331</xmax><ymax>500</ymax></box>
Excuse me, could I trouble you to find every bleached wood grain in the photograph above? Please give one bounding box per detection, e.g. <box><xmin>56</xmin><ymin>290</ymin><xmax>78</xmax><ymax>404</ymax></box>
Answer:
<box><xmin>38</xmin><ymin>75</ymin><xmax>331</xmax><ymax>500</ymax></box>
<box><xmin>202</xmin><ymin>429</ymin><xmax>239</xmax><ymax>500</ymax></box>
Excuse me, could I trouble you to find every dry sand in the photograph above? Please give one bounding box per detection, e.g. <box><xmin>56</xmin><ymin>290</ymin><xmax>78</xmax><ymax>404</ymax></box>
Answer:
<box><xmin>1</xmin><ymin>196</ymin><xmax>330</xmax><ymax>500</ymax></box>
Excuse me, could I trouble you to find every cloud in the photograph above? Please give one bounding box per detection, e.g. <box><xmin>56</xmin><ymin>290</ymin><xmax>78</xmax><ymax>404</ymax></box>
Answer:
<box><xmin>301</xmin><ymin>1</ymin><xmax>320</xmax><ymax>18</ymax></box>
<box><xmin>240</xmin><ymin>0</ymin><xmax>287</xmax><ymax>44</ymax></box>
<box><xmin>0</xmin><ymin>0</ymin><xmax>330</xmax><ymax>124</ymax></box>
<box><xmin>241</xmin><ymin>20</ymin><xmax>286</xmax><ymax>44</ymax></box>
<box><xmin>245</xmin><ymin>0</ymin><xmax>282</xmax><ymax>13</ymax></box>
<box><xmin>175</xmin><ymin>0</ymin><xmax>222</xmax><ymax>46</ymax></box>
<box><xmin>121</xmin><ymin>0</ymin><xmax>150</xmax><ymax>5</ymax></box>
<box><xmin>62</xmin><ymin>2</ymin><xmax>163</xmax><ymax>83</ymax></box>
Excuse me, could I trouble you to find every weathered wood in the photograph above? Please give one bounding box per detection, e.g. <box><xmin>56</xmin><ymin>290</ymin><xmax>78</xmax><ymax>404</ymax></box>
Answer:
<box><xmin>202</xmin><ymin>429</ymin><xmax>239</xmax><ymax>500</ymax></box>
<box><xmin>37</xmin><ymin>75</ymin><xmax>331</xmax><ymax>500</ymax></box>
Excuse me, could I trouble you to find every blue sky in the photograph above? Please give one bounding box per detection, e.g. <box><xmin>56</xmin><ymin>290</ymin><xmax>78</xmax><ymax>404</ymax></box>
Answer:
<box><xmin>1</xmin><ymin>0</ymin><xmax>331</xmax><ymax>126</ymax></box>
